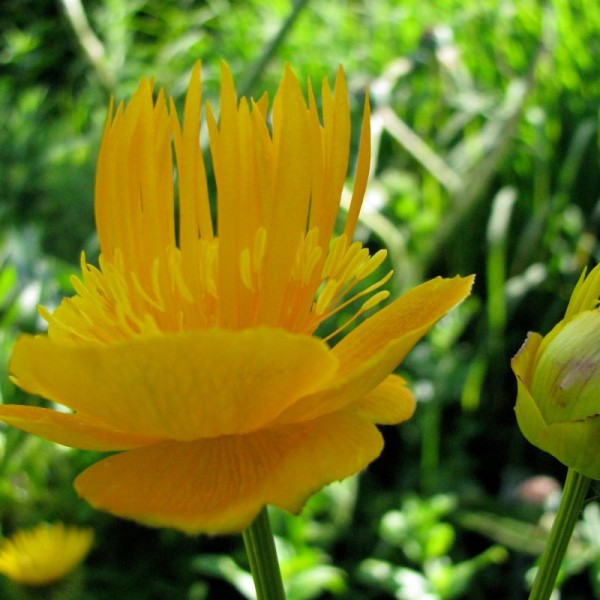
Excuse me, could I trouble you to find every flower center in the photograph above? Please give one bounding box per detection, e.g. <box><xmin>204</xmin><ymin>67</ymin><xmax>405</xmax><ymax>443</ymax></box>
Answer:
<box><xmin>43</xmin><ymin>228</ymin><xmax>390</xmax><ymax>344</ymax></box>
<box><xmin>41</xmin><ymin>63</ymin><xmax>390</xmax><ymax>345</ymax></box>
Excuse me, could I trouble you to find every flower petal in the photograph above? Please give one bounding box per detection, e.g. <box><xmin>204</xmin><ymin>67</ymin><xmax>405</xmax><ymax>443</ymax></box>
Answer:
<box><xmin>512</xmin><ymin>331</ymin><xmax>546</xmax><ymax>450</ymax></box>
<box><xmin>74</xmin><ymin>411</ymin><xmax>383</xmax><ymax>534</ymax></box>
<box><xmin>257</xmin><ymin>66</ymin><xmax>312</xmax><ymax>326</ymax></box>
<box><xmin>514</xmin><ymin>365</ymin><xmax>548</xmax><ymax>452</ymax></box>
<box><xmin>349</xmin><ymin>374</ymin><xmax>415</xmax><ymax>425</ymax></box>
<box><xmin>515</xmin><ymin>371</ymin><xmax>600</xmax><ymax>479</ymax></box>
<box><xmin>511</xmin><ymin>331</ymin><xmax>542</xmax><ymax>387</ymax></box>
<box><xmin>541</xmin><ymin>417</ymin><xmax>600</xmax><ymax>479</ymax></box>
<box><xmin>10</xmin><ymin>328</ymin><xmax>338</xmax><ymax>441</ymax></box>
<box><xmin>0</xmin><ymin>405</ymin><xmax>159</xmax><ymax>451</ymax></box>
<box><xmin>334</xmin><ymin>276</ymin><xmax>474</xmax><ymax>374</ymax></box>
<box><xmin>276</xmin><ymin>276</ymin><xmax>473</xmax><ymax>423</ymax></box>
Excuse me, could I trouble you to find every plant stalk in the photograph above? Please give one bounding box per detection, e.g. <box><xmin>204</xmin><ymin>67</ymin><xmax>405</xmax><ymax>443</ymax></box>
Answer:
<box><xmin>242</xmin><ymin>506</ymin><xmax>286</xmax><ymax>600</ymax></box>
<box><xmin>528</xmin><ymin>468</ymin><xmax>590</xmax><ymax>600</ymax></box>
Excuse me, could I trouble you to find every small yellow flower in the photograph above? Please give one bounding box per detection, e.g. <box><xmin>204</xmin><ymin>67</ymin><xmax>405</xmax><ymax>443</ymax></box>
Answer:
<box><xmin>0</xmin><ymin>63</ymin><xmax>473</xmax><ymax>534</ymax></box>
<box><xmin>512</xmin><ymin>264</ymin><xmax>600</xmax><ymax>477</ymax></box>
<box><xmin>0</xmin><ymin>523</ymin><xmax>93</xmax><ymax>587</ymax></box>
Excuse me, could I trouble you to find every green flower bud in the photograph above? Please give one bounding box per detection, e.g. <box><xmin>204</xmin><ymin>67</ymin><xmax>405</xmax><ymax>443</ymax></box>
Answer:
<box><xmin>512</xmin><ymin>265</ymin><xmax>600</xmax><ymax>478</ymax></box>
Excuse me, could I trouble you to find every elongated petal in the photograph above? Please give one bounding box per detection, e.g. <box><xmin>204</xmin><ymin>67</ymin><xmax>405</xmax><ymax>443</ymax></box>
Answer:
<box><xmin>0</xmin><ymin>405</ymin><xmax>159</xmax><ymax>451</ymax></box>
<box><xmin>349</xmin><ymin>374</ymin><xmax>415</xmax><ymax>425</ymax></box>
<box><xmin>74</xmin><ymin>411</ymin><xmax>383</xmax><ymax>534</ymax></box>
<box><xmin>276</xmin><ymin>276</ymin><xmax>474</xmax><ymax>423</ymax></box>
<box><xmin>344</xmin><ymin>92</ymin><xmax>370</xmax><ymax>239</ymax></box>
<box><xmin>564</xmin><ymin>263</ymin><xmax>600</xmax><ymax>320</ymax></box>
<box><xmin>334</xmin><ymin>276</ymin><xmax>474</xmax><ymax>373</ymax></box>
<box><xmin>10</xmin><ymin>328</ymin><xmax>338</xmax><ymax>441</ymax></box>
<box><xmin>258</xmin><ymin>66</ymin><xmax>312</xmax><ymax>325</ymax></box>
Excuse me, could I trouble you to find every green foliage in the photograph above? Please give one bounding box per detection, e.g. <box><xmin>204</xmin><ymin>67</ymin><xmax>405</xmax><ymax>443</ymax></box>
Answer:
<box><xmin>1</xmin><ymin>0</ymin><xmax>600</xmax><ymax>597</ymax></box>
<box><xmin>359</xmin><ymin>495</ymin><xmax>508</xmax><ymax>599</ymax></box>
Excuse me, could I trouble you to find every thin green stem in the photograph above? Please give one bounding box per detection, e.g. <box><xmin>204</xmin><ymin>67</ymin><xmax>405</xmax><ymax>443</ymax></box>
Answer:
<box><xmin>58</xmin><ymin>0</ymin><xmax>115</xmax><ymax>89</ymax></box>
<box><xmin>238</xmin><ymin>0</ymin><xmax>311</xmax><ymax>97</ymax></box>
<box><xmin>528</xmin><ymin>468</ymin><xmax>591</xmax><ymax>600</ymax></box>
<box><xmin>242</xmin><ymin>506</ymin><xmax>286</xmax><ymax>600</ymax></box>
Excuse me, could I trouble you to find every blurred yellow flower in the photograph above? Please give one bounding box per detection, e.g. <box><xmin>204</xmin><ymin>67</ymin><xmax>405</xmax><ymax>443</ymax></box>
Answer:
<box><xmin>0</xmin><ymin>523</ymin><xmax>93</xmax><ymax>587</ymax></box>
<box><xmin>0</xmin><ymin>63</ymin><xmax>473</xmax><ymax>534</ymax></box>
<box><xmin>512</xmin><ymin>264</ymin><xmax>600</xmax><ymax>477</ymax></box>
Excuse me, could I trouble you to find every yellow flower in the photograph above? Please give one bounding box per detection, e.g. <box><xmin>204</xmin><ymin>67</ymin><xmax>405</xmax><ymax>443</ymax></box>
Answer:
<box><xmin>0</xmin><ymin>523</ymin><xmax>93</xmax><ymax>587</ymax></box>
<box><xmin>512</xmin><ymin>264</ymin><xmax>600</xmax><ymax>478</ymax></box>
<box><xmin>0</xmin><ymin>63</ymin><xmax>473</xmax><ymax>534</ymax></box>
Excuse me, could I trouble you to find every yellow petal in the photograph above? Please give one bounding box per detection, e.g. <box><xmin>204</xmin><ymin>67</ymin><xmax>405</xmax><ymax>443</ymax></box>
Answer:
<box><xmin>344</xmin><ymin>92</ymin><xmax>370</xmax><ymax>240</ymax></box>
<box><xmin>334</xmin><ymin>276</ymin><xmax>475</xmax><ymax>374</ymax></box>
<box><xmin>542</xmin><ymin>417</ymin><xmax>600</xmax><ymax>479</ymax></box>
<box><xmin>514</xmin><ymin>366</ymin><xmax>548</xmax><ymax>451</ymax></box>
<box><xmin>10</xmin><ymin>328</ymin><xmax>338</xmax><ymax>441</ymax></box>
<box><xmin>349</xmin><ymin>374</ymin><xmax>416</xmax><ymax>425</ymax></box>
<box><xmin>512</xmin><ymin>331</ymin><xmax>546</xmax><ymax>448</ymax></box>
<box><xmin>515</xmin><ymin>374</ymin><xmax>600</xmax><ymax>479</ymax></box>
<box><xmin>213</xmin><ymin>63</ymin><xmax>243</xmax><ymax>328</ymax></box>
<box><xmin>258</xmin><ymin>66</ymin><xmax>312</xmax><ymax>325</ymax></box>
<box><xmin>511</xmin><ymin>331</ymin><xmax>543</xmax><ymax>388</ymax></box>
<box><xmin>178</xmin><ymin>61</ymin><xmax>213</xmax><ymax>242</ymax></box>
<box><xmin>0</xmin><ymin>405</ymin><xmax>159</xmax><ymax>451</ymax></box>
<box><xmin>564</xmin><ymin>263</ymin><xmax>600</xmax><ymax>320</ymax></box>
<box><xmin>276</xmin><ymin>276</ymin><xmax>474</xmax><ymax>423</ymax></box>
<box><xmin>74</xmin><ymin>411</ymin><xmax>383</xmax><ymax>534</ymax></box>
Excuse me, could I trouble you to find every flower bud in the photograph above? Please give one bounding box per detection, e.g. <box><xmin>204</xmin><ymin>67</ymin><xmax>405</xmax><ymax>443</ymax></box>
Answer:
<box><xmin>512</xmin><ymin>265</ymin><xmax>600</xmax><ymax>478</ymax></box>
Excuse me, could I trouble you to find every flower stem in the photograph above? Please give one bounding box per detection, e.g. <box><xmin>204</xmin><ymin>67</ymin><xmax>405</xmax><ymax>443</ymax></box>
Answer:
<box><xmin>528</xmin><ymin>468</ymin><xmax>591</xmax><ymax>600</ymax></box>
<box><xmin>242</xmin><ymin>507</ymin><xmax>286</xmax><ymax>600</ymax></box>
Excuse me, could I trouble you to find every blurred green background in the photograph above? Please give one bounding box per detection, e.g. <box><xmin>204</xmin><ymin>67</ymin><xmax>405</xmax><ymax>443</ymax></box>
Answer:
<box><xmin>1</xmin><ymin>0</ymin><xmax>600</xmax><ymax>598</ymax></box>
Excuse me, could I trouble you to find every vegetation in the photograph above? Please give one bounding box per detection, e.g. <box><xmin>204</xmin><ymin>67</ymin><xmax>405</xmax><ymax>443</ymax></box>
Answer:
<box><xmin>1</xmin><ymin>0</ymin><xmax>600</xmax><ymax>597</ymax></box>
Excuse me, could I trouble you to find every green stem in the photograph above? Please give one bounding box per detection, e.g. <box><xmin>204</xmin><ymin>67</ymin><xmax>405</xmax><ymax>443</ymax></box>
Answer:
<box><xmin>242</xmin><ymin>506</ymin><xmax>286</xmax><ymax>600</ymax></box>
<box><xmin>528</xmin><ymin>468</ymin><xmax>591</xmax><ymax>600</ymax></box>
<box><xmin>238</xmin><ymin>0</ymin><xmax>311</xmax><ymax>97</ymax></box>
